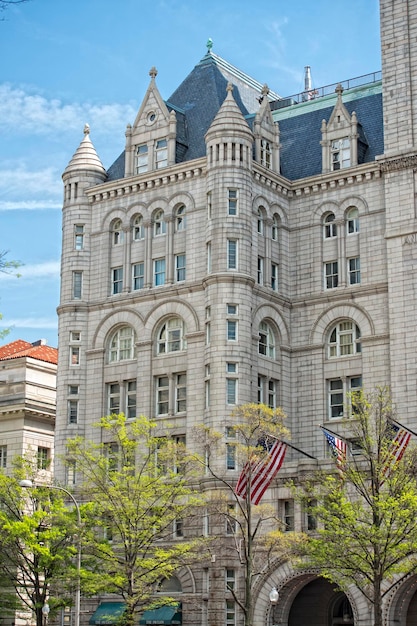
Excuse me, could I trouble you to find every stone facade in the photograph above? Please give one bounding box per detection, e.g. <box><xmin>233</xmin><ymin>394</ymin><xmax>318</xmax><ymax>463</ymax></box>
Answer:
<box><xmin>55</xmin><ymin>1</ymin><xmax>417</xmax><ymax>624</ymax></box>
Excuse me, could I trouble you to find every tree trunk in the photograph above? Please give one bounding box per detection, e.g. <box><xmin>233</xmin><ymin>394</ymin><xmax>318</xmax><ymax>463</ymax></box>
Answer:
<box><xmin>373</xmin><ymin>574</ymin><xmax>383</xmax><ymax>626</ymax></box>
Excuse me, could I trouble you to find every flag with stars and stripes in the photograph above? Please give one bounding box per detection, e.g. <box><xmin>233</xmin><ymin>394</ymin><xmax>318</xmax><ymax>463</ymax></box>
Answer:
<box><xmin>235</xmin><ymin>438</ymin><xmax>287</xmax><ymax>505</ymax></box>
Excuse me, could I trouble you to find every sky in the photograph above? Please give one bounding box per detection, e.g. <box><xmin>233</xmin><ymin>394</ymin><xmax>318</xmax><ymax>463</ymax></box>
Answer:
<box><xmin>0</xmin><ymin>0</ymin><xmax>381</xmax><ymax>349</ymax></box>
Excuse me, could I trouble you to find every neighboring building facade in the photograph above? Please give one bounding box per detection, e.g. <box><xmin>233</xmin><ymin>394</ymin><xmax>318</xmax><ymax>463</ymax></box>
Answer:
<box><xmin>55</xmin><ymin>1</ymin><xmax>417</xmax><ymax>624</ymax></box>
<box><xmin>0</xmin><ymin>339</ymin><xmax>57</xmax><ymax>479</ymax></box>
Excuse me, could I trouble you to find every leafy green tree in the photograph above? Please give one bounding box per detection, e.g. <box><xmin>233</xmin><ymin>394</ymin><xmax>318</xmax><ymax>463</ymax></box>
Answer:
<box><xmin>0</xmin><ymin>467</ymin><xmax>81</xmax><ymax>626</ymax></box>
<box><xmin>196</xmin><ymin>403</ymin><xmax>301</xmax><ymax>626</ymax></box>
<box><xmin>297</xmin><ymin>387</ymin><xmax>417</xmax><ymax>626</ymax></box>
<box><xmin>66</xmin><ymin>413</ymin><xmax>208</xmax><ymax>626</ymax></box>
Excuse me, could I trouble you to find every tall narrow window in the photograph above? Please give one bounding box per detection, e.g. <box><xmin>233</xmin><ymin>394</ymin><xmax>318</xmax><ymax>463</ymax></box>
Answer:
<box><xmin>0</xmin><ymin>445</ymin><xmax>7</xmax><ymax>469</ymax></box>
<box><xmin>225</xmin><ymin>569</ymin><xmax>236</xmax><ymax>592</ymax></box>
<box><xmin>347</xmin><ymin>207</ymin><xmax>359</xmax><ymax>234</ymax></box>
<box><xmin>207</xmin><ymin>242</ymin><xmax>212</xmax><ymax>273</ymax></box>
<box><xmin>112</xmin><ymin>219</ymin><xmax>123</xmax><ymax>245</ymax></box>
<box><xmin>348</xmin><ymin>257</ymin><xmax>361</xmax><ymax>285</ymax></box>
<box><xmin>155</xmin><ymin>139</ymin><xmax>168</xmax><ymax>169</ymax></box>
<box><xmin>37</xmin><ymin>447</ymin><xmax>50</xmax><ymax>470</ymax></box>
<box><xmin>271</xmin><ymin>215</ymin><xmax>279</xmax><ymax>241</ymax></box>
<box><xmin>175</xmin><ymin>205</ymin><xmax>186</xmax><ymax>231</ymax></box>
<box><xmin>257</xmin><ymin>208</ymin><xmax>264</xmax><ymax>234</ymax></box>
<box><xmin>107</xmin><ymin>383</ymin><xmax>120</xmax><ymax>414</ymax></box>
<box><xmin>227</xmin><ymin>320</ymin><xmax>237</xmax><ymax>341</ymax></box>
<box><xmin>228</xmin><ymin>189</ymin><xmax>238</xmax><ymax>216</ymax></box>
<box><xmin>271</xmin><ymin>263</ymin><xmax>278</xmax><ymax>291</ymax></box>
<box><xmin>70</xmin><ymin>346</ymin><xmax>80</xmax><ymax>366</ymax></box>
<box><xmin>283</xmin><ymin>500</ymin><xmax>295</xmax><ymax>531</ymax></box>
<box><xmin>260</xmin><ymin>139</ymin><xmax>271</xmax><ymax>169</ymax></box>
<box><xmin>226</xmin><ymin>601</ymin><xmax>236</xmax><ymax>626</ymax></box>
<box><xmin>153</xmin><ymin>210</ymin><xmax>166</xmax><ymax>236</ymax></box>
<box><xmin>136</xmin><ymin>144</ymin><xmax>148</xmax><ymax>174</ymax></box>
<box><xmin>227</xmin><ymin>240</ymin><xmax>238</xmax><ymax>270</ymax></box>
<box><xmin>205</xmin><ymin>364</ymin><xmax>210</xmax><ymax>409</ymax></box>
<box><xmin>74</xmin><ymin>224</ymin><xmax>84</xmax><ymax>250</ymax></box>
<box><xmin>258</xmin><ymin>322</ymin><xmax>275</xmax><ymax>358</ymax></box>
<box><xmin>331</xmin><ymin>138</ymin><xmax>350</xmax><ymax>170</ymax></box>
<box><xmin>156</xmin><ymin>376</ymin><xmax>169</xmax><ymax>415</ymax></box>
<box><xmin>175</xmin><ymin>254</ymin><xmax>186</xmax><ymax>282</ymax></box>
<box><xmin>72</xmin><ymin>271</ymin><xmax>82</xmax><ymax>299</ymax></box>
<box><xmin>257</xmin><ymin>257</ymin><xmax>264</xmax><ymax>285</ymax></box>
<box><xmin>324</xmin><ymin>261</ymin><xmax>339</xmax><ymax>289</ymax></box>
<box><xmin>126</xmin><ymin>380</ymin><xmax>137</xmax><ymax>419</ymax></box>
<box><xmin>133</xmin><ymin>215</ymin><xmax>144</xmax><ymax>240</ymax></box>
<box><xmin>226</xmin><ymin>378</ymin><xmax>237</xmax><ymax>405</ymax></box>
<box><xmin>324</xmin><ymin>213</ymin><xmax>337</xmax><ymax>238</ymax></box>
<box><xmin>112</xmin><ymin>267</ymin><xmax>123</xmax><ymax>295</ymax></box>
<box><xmin>68</xmin><ymin>399</ymin><xmax>78</xmax><ymax>424</ymax></box>
<box><xmin>175</xmin><ymin>373</ymin><xmax>187</xmax><ymax>413</ymax></box>
<box><xmin>132</xmin><ymin>263</ymin><xmax>144</xmax><ymax>290</ymax></box>
<box><xmin>154</xmin><ymin>258</ymin><xmax>166</xmax><ymax>286</ymax></box>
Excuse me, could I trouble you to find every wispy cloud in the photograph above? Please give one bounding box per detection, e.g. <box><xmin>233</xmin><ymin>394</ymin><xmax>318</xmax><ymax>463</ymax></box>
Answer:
<box><xmin>0</xmin><ymin>261</ymin><xmax>60</xmax><ymax>281</ymax></box>
<box><xmin>0</xmin><ymin>200</ymin><xmax>62</xmax><ymax>211</ymax></box>
<box><xmin>262</xmin><ymin>18</ymin><xmax>303</xmax><ymax>89</ymax></box>
<box><xmin>1</xmin><ymin>316</ymin><xmax>58</xmax><ymax>329</ymax></box>
<box><xmin>0</xmin><ymin>165</ymin><xmax>62</xmax><ymax>210</ymax></box>
<box><xmin>0</xmin><ymin>83</ymin><xmax>137</xmax><ymax>135</ymax></box>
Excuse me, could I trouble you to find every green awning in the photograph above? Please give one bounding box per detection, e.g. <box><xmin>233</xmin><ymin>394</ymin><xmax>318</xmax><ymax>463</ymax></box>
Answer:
<box><xmin>89</xmin><ymin>602</ymin><xmax>126</xmax><ymax>625</ymax></box>
<box><xmin>139</xmin><ymin>604</ymin><xmax>182</xmax><ymax>625</ymax></box>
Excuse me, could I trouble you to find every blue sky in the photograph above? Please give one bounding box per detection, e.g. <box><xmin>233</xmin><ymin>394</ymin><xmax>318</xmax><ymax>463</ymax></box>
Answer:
<box><xmin>0</xmin><ymin>0</ymin><xmax>381</xmax><ymax>348</ymax></box>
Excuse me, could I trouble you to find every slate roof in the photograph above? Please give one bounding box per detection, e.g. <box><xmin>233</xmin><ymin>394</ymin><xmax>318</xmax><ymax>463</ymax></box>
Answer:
<box><xmin>0</xmin><ymin>340</ymin><xmax>58</xmax><ymax>365</ymax></box>
<box><xmin>106</xmin><ymin>51</ymin><xmax>384</xmax><ymax>183</ymax></box>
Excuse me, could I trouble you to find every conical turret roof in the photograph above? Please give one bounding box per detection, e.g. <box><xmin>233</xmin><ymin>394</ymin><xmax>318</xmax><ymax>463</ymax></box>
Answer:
<box><xmin>63</xmin><ymin>124</ymin><xmax>107</xmax><ymax>178</ymax></box>
<box><xmin>205</xmin><ymin>82</ymin><xmax>253</xmax><ymax>139</ymax></box>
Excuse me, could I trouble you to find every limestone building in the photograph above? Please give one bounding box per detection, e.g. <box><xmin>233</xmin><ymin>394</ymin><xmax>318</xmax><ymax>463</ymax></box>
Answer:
<box><xmin>55</xmin><ymin>0</ymin><xmax>417</xmax><ymax>624</ymax></box>
<box><xmin>0</xmin><ymin>339</ymin><xmax>57</xmax><ymax>479</ymax></box>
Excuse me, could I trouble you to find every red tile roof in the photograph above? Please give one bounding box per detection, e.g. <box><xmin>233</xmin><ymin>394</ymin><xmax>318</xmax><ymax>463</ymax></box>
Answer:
<box><xmin>0</xmin><ymin>340</ymin><xmax>58</xmax><ymax>365</ymax></box>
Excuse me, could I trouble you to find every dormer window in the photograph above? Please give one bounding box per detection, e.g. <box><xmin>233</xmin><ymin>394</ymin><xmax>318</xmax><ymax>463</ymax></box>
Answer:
<box><xmin>260</xmin><ymin>139</ymin><xmax>271</xmax><ymax>169</ymax></box>
<box><xmin>136</xmin><ymin>144</ymin><xmax>148</xmax><ymax>174</ymax></box>
<box><xmin>155</xmin><ymin>139</ymin><xmax>168</xmax><ymax>169</ymax></box>
<box><xmin>331</xmin><ymin>138</ymin><xmax>350</xmax><ymax>171</ymax></box>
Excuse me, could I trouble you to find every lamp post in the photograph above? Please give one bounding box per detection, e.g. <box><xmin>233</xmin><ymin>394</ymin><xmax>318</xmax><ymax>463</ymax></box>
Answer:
<box><xmin>269</xmin><ymin>587</ymin><xmax>279</xmax><ymax>626</ymax></box>
<box><xmin>20</xmin><ymin>480</ymin><xmax>81</xmax><ymax>626</ymax></box>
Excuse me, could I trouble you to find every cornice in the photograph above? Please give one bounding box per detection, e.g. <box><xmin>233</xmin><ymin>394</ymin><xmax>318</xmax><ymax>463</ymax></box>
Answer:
<box><xmin>378</xmin><ymin>152</ymin><xmax>417</xmax><ymax>173</ymax></box>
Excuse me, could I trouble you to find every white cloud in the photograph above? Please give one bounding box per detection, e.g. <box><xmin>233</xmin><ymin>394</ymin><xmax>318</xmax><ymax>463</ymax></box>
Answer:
<box><xmin>0</xmin><ymin>261</ymin><xmax>60</xmax><ymax>281</ymax></box>
<box><xmin>2</xmin><ymin>317</ymin><xmax>58</xmax><ymax>329</ymax></box>
<box><xmin>0</xmin><ymin>165</ymin><xmax>61</xmax><ymax>198</ymax></box>
<box><xmin>0</xmin><ymin>83</ymin><xmax>137</xmax><ymax>135</ymax></box>
<box><xmin>0</xmin><ymin>200</ymin><xmax>62</xmax><ymax>211</ymax></box>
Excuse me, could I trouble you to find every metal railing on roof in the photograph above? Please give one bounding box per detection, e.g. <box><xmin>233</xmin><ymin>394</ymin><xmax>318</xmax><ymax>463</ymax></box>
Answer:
<box><xmin>271</xmin><ymin>71</ymin><xmax>382</xmax><ymax>110</ymax></box>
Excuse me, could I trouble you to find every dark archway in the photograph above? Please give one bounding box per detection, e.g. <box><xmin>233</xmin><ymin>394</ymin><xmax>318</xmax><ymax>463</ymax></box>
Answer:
<box><xmin>288</xmin><ymin>578</ymin><xmax>353</xmax><ymax>626</ymax></box>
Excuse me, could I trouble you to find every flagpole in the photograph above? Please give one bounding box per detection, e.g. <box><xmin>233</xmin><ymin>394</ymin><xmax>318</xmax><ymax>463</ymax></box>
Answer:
<box><xmin>282</xmin><ymin>440</ymin><xmax>317</xmax><ymax>460</ymax></box>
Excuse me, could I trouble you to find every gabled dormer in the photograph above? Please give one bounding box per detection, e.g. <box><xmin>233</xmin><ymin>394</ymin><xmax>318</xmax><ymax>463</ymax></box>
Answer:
<box><xmin>124</xmin><ymin>67</ymin><xmax>177</xmax><ymax>177</ymax></box>
<box><xmin>253</xmin><ymin>84</ymin><xmax>280</xmax><ymax>173</ymax></box>
<box><xmin>321</xmin><ymin>84</ymin><xmax>361</xmax><ymax>174</ymax></box>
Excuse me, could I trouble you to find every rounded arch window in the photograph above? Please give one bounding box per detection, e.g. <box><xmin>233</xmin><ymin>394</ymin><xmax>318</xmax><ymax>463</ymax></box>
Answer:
<box><xmin>257</xmin><ymin>207</ymin><xmax>266</xmax><ymax>234</ymax></box>
<box><xmin>324</xmin><ymin>213</ymin><xmax>337</xmax><ymax>239</ymax></box>
<box><xmin>108</xmin><ymin>326</ymin><xmax>137</xmax><ymax>363</ymax></box>
<box><xmin>133</xmin><ymin>215</ymin><xmax>144</xmax><ymax>240</ymax></box>
<box><xmin>271</xmin><ymin>214</ymin><xmax>280</xmax><ymax>241</ymax></box>
<box><xmin>158</xmin><ymin>576</ymin><xmax>182</xmax><ymax>593</ymax></box>
<box><xmin>258</xmin><ymin>321</ymin><xmax>275</xmax><ymax>359</ymax></box>
<box><xmin>153</xmin><ymin>210</ymin><xmax>166</xmax><ymax>236</ymax></box>
<box><xmin>157</xmin><ymin>317</ymin><xmax>186</xmax><ymax>354</ymax></box>
<box><xmin>346</xmin><ymin>207</ymin><xmax>359</xmax><ymax>234</ymax></box>
<box><xmin>328</xmin><ymin>320</ymin><xmax>361</xmax><ymax>358</ymax></box>
<box><xmin>112</xmin><ymin>219</ymin><xmax>124</xmax><ymax>245</ymax></box>
<box><xmin>175</xmin><ymin>205</ymin><xmax>186</xmax><ymax>231</ymax></box>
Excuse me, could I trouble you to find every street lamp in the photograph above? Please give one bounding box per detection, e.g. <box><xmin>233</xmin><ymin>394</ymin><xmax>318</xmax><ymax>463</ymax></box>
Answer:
<box><xmin>20</xmin><ymin>480</ymin><xmax>81</xmax><ymax>626</ymax></box>
<box><xmin>269</xmin><ymin>587</ymin><xmax>279</xmax><ymax>626</ymax></box>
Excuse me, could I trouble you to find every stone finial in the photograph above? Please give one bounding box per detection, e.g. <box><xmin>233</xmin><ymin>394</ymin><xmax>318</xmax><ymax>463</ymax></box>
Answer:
<box><xmin>83</xmin><ymin>123</ymin><xmax>90</xmax><ymax>135</ymax></box>
<box><xmin>226</xmin><ymin>82</ymin><xmax>234</xmax><ymax>95</ymax></box>
<box><xmin>262</xmin><ymin>84</ymin><xmax>270</xmax><ymax>97</ymax></box>
<box><xmin>207</xmin><ymin>37</ymin><xmax>213</xmax><ymax>52</ymax></box>
<box><xmin>335</xmin><ymin>83</ymin><xmax>344</xmax><ymax>98</ymax></box>
<box><xmin>149</xmin><ymin>67</ymin><xmax>158</xmax><ymax>79</ymax></box>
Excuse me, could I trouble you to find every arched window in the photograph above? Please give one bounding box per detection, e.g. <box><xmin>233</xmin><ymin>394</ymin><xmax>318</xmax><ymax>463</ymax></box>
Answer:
<box><xmin>175</xmin><ymin>205</ymin><xmax>186</xmax><ymax>231</ymax></box>
<box><xmin>112</xmin><ymin>219</ymin><xmax>123</xmax><ymax>245</ymax></box>
<box><xmin>258</xmin><ymin>321</ymin><xmax>275</xmax><ymax>359</ymax></box>
<box><xmin>157</xmin><ymin>318</ymin><xmax>186</xmax><ymax>354</ymax></box>
<box><xmin>109</xmin><ymin>326</ymin><xmax>137</xmax><ymax>363</ymax></box>
<box><xmin>153</xmin><ymin>210</ymin><xmax>166</xmax><ymax>236</ymax></box>
<box><xmin>257</xmin><ymin>207</ymin><xmax>265</xmax><ymax>234</ymax></box>
<box><xmin>271</xmin><ymin>215</ymin><xmax>279</xmax><ymax>241</ymax></box>
<box><xmin>324</xmin><ymin>213</ymin><xmax>337</xmax><ymax>239</ymax></box>
<box><xmin>346</xmin><ymin>207</ymin><xmax>359</xmax><ymax>234</ymax></box>
<box><xmin>328</xmin><ymin>321</ymin><xmax>361</xmax><ymax>358</ymax></box>
<box><xmin>158</xmin><ymin>576</ymin><xmax>182</xmax><ymax>593</ymax></box>
<box><xmin>133</xmin><ymin>215</ymin><xmax>144</xmax><ymax>240</ymax></box>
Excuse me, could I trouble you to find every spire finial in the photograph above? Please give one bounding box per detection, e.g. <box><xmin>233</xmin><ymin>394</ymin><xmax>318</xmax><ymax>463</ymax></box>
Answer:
<box><xmin>83</xmin><ymin>123</ymin><xmax>90</xmax><ymax>136</ymax></box>
<box><xmin>262</xmin><ymin>84</ymin><xmax>270</xmax><ymax>97</ymax></box>
<box><xmin>206</xmin><ymin>38</ymin><xmax>213</xmax><ymax>52</ymax></box>
<box><xmin>149</xmin><ymin>67</ymin><xmax>158</xmax><ymax>79</ymax></box>
<box><xmin>226</xmin><ymin>82</ymin><xmax>234</xmax><ymax>95</ymax></box>
<box><xmin>335</xmin><ymin>83</ymin><xmax>344</xmax><ymax>98</ymax></box>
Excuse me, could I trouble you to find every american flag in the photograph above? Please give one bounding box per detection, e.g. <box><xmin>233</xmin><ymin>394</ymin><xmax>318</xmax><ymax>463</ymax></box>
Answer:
<box><xmin>235</xmin><ymin>439</ymin><xmax>287</xmax><ymax>505</ymax></box>
<box><xmin>322</xmin><ymin>428</ymin><xmax>347</xmax><ymax>468</ymax></box>
<box><xmin>383</xmin><ymin>422</ymin><xmax>411</xmax><ymax>477</ymax></box>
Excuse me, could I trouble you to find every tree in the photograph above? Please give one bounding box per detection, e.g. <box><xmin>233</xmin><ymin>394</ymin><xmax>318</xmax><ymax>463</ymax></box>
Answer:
<box><xmin>66</xmin><ymin>413</ymin><xmax>207</xmax><ymax>626</ymax></box>
<box><xmin>0</xmin><ymin>465</ymin><xmax>81</xmax><ymax>626</ymax></box>
<box><xmin>296</xmin><ymin>387</ymin><xmax>417</xmax><ymax>626</ymax></box>
<box><xmin>196</xmin><ymin>403</ymin><xmax>302</xmax><ymax>626</ymax></box>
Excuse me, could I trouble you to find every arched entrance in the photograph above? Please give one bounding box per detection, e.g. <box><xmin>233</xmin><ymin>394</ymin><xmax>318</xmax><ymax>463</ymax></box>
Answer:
<box><xmin>267</xmin><ymin>576</ymin><xmax>355</xmax><ymax>626</ymax></box>
<box><xmin>387</xmin><ymin>574</ymin><xmax>417</xmax><ymax>625</ymax></box>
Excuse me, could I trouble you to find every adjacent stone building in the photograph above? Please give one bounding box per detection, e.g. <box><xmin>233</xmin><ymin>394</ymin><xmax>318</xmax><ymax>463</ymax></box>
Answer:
<box><xmin>55</xmin><ymin>1</ymin><xmax>417</xmax><ymax>624</ymax></box>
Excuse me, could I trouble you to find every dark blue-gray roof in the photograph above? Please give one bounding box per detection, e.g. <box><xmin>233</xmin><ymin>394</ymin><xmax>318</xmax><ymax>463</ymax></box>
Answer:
<box><xmin>106</xmin><ymin>52</ymin><xmax>384</xmax><ymax>183</ymax></box>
